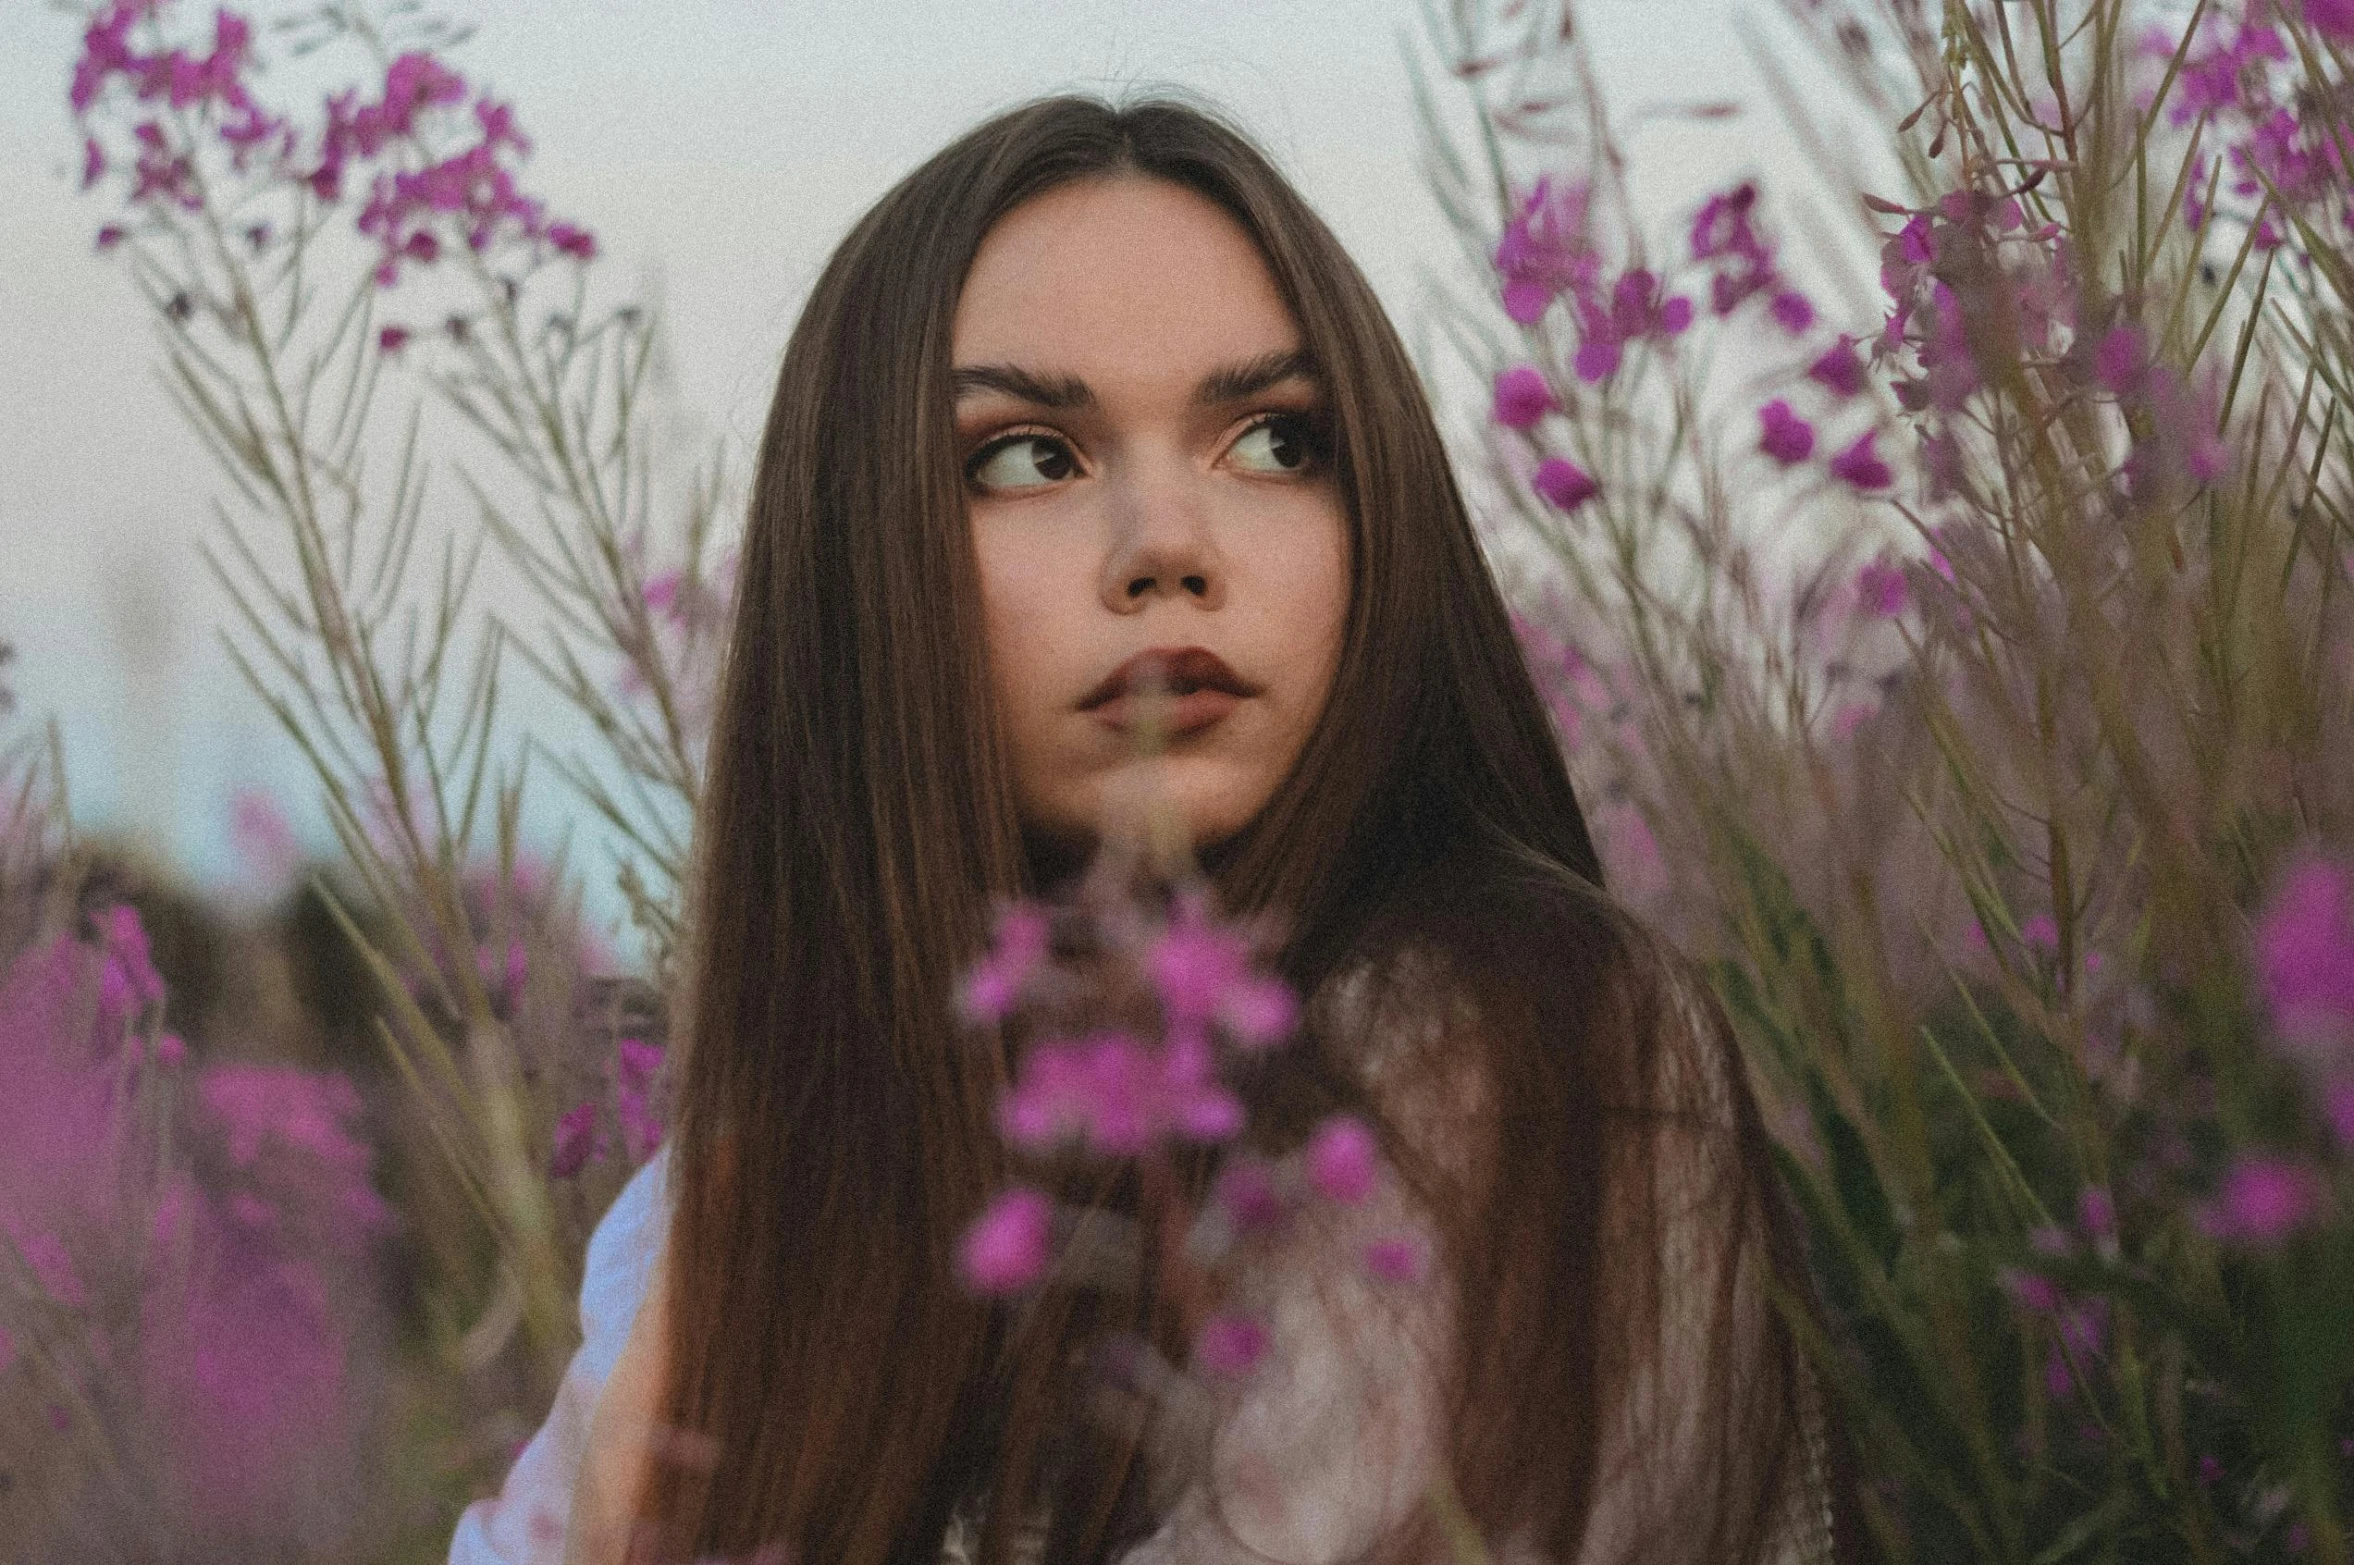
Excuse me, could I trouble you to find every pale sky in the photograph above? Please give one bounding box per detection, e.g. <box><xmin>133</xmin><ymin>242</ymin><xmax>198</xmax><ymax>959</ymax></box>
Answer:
<box><xmin>0</xmin><ymin>0</ymin><xmax>1864</xmax><ymax>941</ymax></box>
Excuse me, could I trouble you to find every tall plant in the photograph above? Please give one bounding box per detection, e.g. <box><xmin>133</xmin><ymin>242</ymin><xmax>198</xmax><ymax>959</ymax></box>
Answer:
<box><xmin>1415</xmin><ymin>0</ymin><xmax>2354</xmax><ymax>1558</ymax></box>
<box><xmin>61</xmin><ymin>0</ymin><xmax>728</xmax><ymax>1510</ymax></box>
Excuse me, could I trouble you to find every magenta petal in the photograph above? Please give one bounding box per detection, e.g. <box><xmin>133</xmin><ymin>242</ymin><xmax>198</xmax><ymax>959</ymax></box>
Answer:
<box><xmin>1306</xmin><ymin>1115</ymin><xmax>1380</xmax><ymax>1204</ymax></box>
<box><xmin>1193</xmin><ymin>1311</ymin><xmax>1270</xmax><ymax>1378</ymax></box>
<box><xmin>959</xmin><ymin>1187</ymin><xmax>1053</xmax><ymax>1295</ymax></box>
<box><xmin>1532</xmin><ymin>457</ymin><xmax>1600</xmax><ymax>512</ymax></box>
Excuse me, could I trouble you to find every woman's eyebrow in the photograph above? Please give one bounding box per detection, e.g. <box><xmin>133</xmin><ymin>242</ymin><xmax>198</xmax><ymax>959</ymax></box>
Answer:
<box><xmin>950</xmin><ymin>347</ymin><xmax>1325</xmax><ymax>411</ymax></box>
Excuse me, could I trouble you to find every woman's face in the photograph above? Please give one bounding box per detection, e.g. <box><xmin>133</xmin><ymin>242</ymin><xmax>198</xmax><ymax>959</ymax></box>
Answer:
<box><xmin>954</xmin><ymin>174</ymin><xmax>1351</xmax><ymax>862</ymax></box>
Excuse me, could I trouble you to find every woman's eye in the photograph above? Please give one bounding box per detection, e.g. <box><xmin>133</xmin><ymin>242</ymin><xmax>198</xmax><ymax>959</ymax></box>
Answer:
<box><xmin>1229</xmin><ymin>412</ymin><xmax>1326</xmax><ymax>475</ymax></box>
<box><xmin>967</xmin><ymin>435</ymin><xmax>1076</xmax><ymax>492</ymax></box>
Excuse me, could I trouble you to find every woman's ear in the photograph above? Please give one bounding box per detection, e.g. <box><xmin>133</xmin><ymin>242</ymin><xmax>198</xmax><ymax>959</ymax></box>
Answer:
<box><xmin>566</xmin><ymin>1260</ymin><xmax>674</xmax><ymax>1565</ymax></box>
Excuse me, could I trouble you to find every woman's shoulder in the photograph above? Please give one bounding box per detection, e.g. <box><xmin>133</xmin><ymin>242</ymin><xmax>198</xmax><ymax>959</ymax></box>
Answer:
<box><xmin>579</xmin><ymin>1145</ymin><xmax>673</xmax><ymax>1381</ymax></box>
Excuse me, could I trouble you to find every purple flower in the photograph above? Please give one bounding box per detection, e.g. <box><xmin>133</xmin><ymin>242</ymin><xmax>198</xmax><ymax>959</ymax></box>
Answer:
<box><xmin>94</xmin><ymin>904</ymin><xmax>166</xmax><ymax>1026</ymax></box>
<box><xmin>614</xmin><ymin>1038</ymin><xmax>665</xmax><ymax>1162</ymax></box>
<box><xmin>1493</xmin><ymin>174</ymin><xmax>1602</xmax><ymax>325</ymax></box>
<box><xmin>1</xmin><ymin>1221</ymin><xmax>89</xmax><ymax>1307</ymax></box>
<box><xmin>1757</xmin><ymin>400</ymin><xmax>1815</xmax><ymax>465</ymax></box>
<box><xmin>81</xmin><ymin>135</ymin><xmax>106</xmax><ymax>190</ymax></box>
<box><xmin>2309</xmin><ymin>0</ymin><xmax>2354</xmax><ymax>44</ymax></box>
<box><xmin>959</xmin><ymin>1186</ymin><xmax>1052</xmax><ymax>1294</ymax></box>
<box><xmin>1363</xmin><ymin>1235</ymin><xmax>1427</xmax><ymax>1283</ymax></box>
<box><xmin>2077</xmin><ymin>1186</ymin><xmax>2117</xmax><ymax>1244</ymax></box>
<box><xmin>1854</xmin><ymin>558</ymin><xmax>1909</xmax><ymax>617</ymax></box>
<box><xmin>547</xmin><ymin>221</ymin><xmax>596</xmax><ymax>260</ymax></box>
<box><xmin>1807</xmin><ymin>339</ymin><xmax>1869</xmax><ymax>398</ymax></box>
<box><xmin>2093</xmin><ymin>325</ymin><xmax>2148</xmax><ymax>395</ymax></box>
<box><xmin>377</xmin><ymin>325</ymin><xmax>410</xmax><ymax>355</ymax></box>
<box><xmin>1829</xmin><ymin>430</ymin><xmax>1894</xmax><ymax>491</ymax></box>
<box><xmin>1212</xmin><ymin>1155</ymin><xmax>1289</xmax><ymax>1234</ymax></box>
<box><xmin>2255</xmin><ymin>855</ymin><xmax>2354</xmax><ymax>1038</ymax></box>
<box><xmin>1532</xmin><ymin>456</ymin><xmax>1600</xmax><ymax>512</ymax></box>
<box><xmin>1768</xmin><ymin>290</ymin><xmax>1816</xmax><ymax>334</ymax></box>
<box><xmin>1998</xmin><ymin>1265</ymin><xmax>2062</xmax><ymax>1313</ymax></box>
<box><xmin>957</xmin><ymin>900</ymin><xmax>1051</xmax><ymax>1021</ymax></box>
<box><xmin>2197</xmin><ymin>1157</ymin><xmax>2323</xmax><ymax>1245</ymax></box>
<box><xmin>997</xmin><ymin>1027</ymin><xmax>1241</xmax><ymax>1158</ymax></box>
<box><xmin>1692</xmin><ymin>181</ymin><xmax>1777</xmax><ymax>313</ymax></box>
<box><xmin>1306</xmin><ymin>1115</ymin><xmax>1379</xmax><ymax>1205</ymax></box>
<box><xmin>1194</xmin><ymin>1310</ymin><xmax>1270</xmax><ymax>1377</ymax></box>
<box><xmin>1491</xmin><ymin>365</ymin><xmax>1557</xmax><ymax>430</ymax></box>
<box><xmin>95</xmin><ymin>224</ymin><xmax>125</xmax><ymax>251</ymax></box>
<box><xmin>549</xmin><ymin>1102</ymin><xmax>597</xmax><ymax>1179</ymax></box>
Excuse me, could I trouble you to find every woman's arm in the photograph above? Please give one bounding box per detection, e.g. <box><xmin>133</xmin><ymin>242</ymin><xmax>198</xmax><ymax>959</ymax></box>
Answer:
<box><xmin>447</xmin><ymin>1148</ymin><xmax>673</xmax><ymax>1565</ymax></box>
<box><xmin>565</xmin><ymin>1260</ymin><xmax>672</xmax><ymax>1565</ymax></box>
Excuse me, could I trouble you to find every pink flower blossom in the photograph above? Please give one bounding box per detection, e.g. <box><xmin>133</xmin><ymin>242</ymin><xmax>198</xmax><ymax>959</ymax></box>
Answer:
<box><xmin>155</xmin><ymin>1032</ymin><xmax>186</xmax><ymax>1066</ymax></box>
<box><xmin>1854</xmin><ymin>558</ymin><xmax>1909</xmax><ymax>617</ymax></box>
<box><xmin>95</xmin><ymin>903</ymin><xmax>166</xmax><ymax>1025</ymax></box>
<box><xmin>2254</xmin><ymin>854</ymin><xmax>2354</xmax><ymax>1039</ymax></box>
<box><xmin>2197</xmin><ymin>1157</ymin><xmax>2322</xmax><ymax>1245</ymax></box>
<box><xmin>1491</xmin><ymin>365</ymin><xmax>1557</xmax><ymax>430</ymax></box>
<box><xmin>1493</xmin><ymin>174</ymin><xmax>1602</xmax><ymax>325</ymax></box>
<box><xmin>1213</xmin><ymin>1156</ymin><xmax>1288</xmax><ymax>1234</ymax></box>
<box><xmin>2092</xmin><ymin>325</ymin><xmax>2148</xmax><ymax>395</ymax></box>
<box><xmin>1570</xmin><ymin>268</ymin><xmax>1692</xmax><ymax>382</ymax></box>
<box><xmin>547</xmin><ymin>221</ymin><xmax>596</xmax><ymax>260</ymax></box>
<box><xmin>1768</xmin><ymin>290</ymin><xmax>1815</xmax><ymax>333</ymax></box>
<box><xmin>2</xmin><ymin>1221</ymin><xmax>90</xmax><ymax>1307</ymax></box>
<box><xmin>1305</xmin><ymin>1115</ymin><xmax>1379</xmax><ymax>1205</ymax></box>
<box><xmin>1998</xmin><ymin>1265</ymin><xmax>2062</xmax><ymax>1313</ymax></box>
<box><xmin>2307</xmin><ymin>0</ymin><xmax>2354</xmax><ymax>43</ymax></box>
<box><xmin>958</xmin><ymin>900</ymin><xmax>1051</xmax><ymax>1021</ymax></box>
<box><xmin>549</xmin><ymin>1102</ymin><xmax>598</xmax><ymax>1179</ymax></box>
<box><xmin>1757</xmin><ymin>400</ymin><xmax>1815</xmax><ymax>465</ymax></box>
<box><xmin>95</xmin><ymin>224</ymin><xmax>125</xmax><ymax>250</ymax></box>
<box><xmin>615</xmin><ymin>1038</ymin><xmax>665</xmax><ymax>1162</ymax></box>
<box><xmin>959</xmin><ymin>1186</ymin><xmax>1052</xmax><ymax>1294</ymax></box>
<box><xmin>997</xmin><ymin>1027</ymin><xmax>1242</xmax><ymax>1157</ymax></box>
<box><xmin>1363</xmin><ymin>1235</ymin><xmax>1427</xmax><ymax>1283</ymax></box>
<box><xmin>1692</xmin><ymin>181</ymin><xmax>1777</xmax><ymax>314</ymax></box>
<box><xmin>1193</xmin><ymin>1311</ymin><xmax>1270</xmax><ymax>1377</ymax></box>
<box><xmin>1829</xmin><ymin>430</ymin><xmax>1894</xmax><ymax>491</ymax></box>
<box><xmin>1532</xmin><ymin>456</ymin><xmax>1600</xmax><ymax>512</ymax></box>
<box><xmin>1807</xmin><ymin>338</ymin><xmax>1868</xmax><ymax>398</ymax></box>
<box><xmin>2077</xmin><ymin>1186</ymin><xmax>2117</xmax><ymax>1242</ymax></box>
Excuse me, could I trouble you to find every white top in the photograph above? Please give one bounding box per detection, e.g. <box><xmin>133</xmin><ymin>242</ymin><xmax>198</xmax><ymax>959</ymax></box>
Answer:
<box><xmin>448</xmin><ymin>966</ymin><xmax>1835</xmax><ymax>1565</ymax></box>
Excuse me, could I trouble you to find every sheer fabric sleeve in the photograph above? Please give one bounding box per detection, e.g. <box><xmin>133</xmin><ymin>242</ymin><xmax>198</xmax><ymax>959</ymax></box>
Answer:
<box><xmin>1573</xmin><ymin>964</ymin><xmax>1834</xmax><ymax>1565</ymax></box>
<box><xmin>447</xmin><ymin>1147</ymin><xmax>673</xmax><ymax>1565</ymax></box>
<box><xmin>1115</xmin><ymin>958</ymin><xmax>1834</xmax><ymax>1565</ymax></box>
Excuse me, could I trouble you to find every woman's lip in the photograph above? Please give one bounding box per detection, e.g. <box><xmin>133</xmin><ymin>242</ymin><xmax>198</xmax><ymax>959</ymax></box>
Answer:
<box><xmin>1089</xmin><ymin>688</ymin><xmax>1243</xmax><ymax>737</ymax></box>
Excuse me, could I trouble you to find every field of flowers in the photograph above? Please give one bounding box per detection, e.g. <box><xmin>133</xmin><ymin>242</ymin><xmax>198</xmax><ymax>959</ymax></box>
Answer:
<box><xmin>4</xmin><ymin>0</ymin><xmax>2352</xmax><ymax>1559</ymax></box>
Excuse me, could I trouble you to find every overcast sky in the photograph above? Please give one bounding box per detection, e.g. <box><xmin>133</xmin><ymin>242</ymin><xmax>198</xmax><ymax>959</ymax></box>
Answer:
<box><xmin>0</xmin><ymin>0</ymin><xmax>1863</xmax><ymax>937</ymax></box>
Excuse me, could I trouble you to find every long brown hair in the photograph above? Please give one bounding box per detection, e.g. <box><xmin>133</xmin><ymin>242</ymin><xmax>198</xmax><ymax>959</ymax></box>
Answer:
<box><xmin>650</xmin><ymin>91</ymin><xmax>1858</xmax><ymax>1565</ymax></box>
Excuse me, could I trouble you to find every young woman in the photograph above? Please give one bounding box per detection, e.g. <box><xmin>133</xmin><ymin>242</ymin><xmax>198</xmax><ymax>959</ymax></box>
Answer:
<box><xmin>449</xmin><ymin>92</ymin><xmax>1860</xmax><ymax>1565</ymax></box>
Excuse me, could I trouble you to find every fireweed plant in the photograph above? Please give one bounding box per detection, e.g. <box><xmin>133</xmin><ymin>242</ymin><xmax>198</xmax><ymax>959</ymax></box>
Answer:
<box><xmin>0</xmin><ymin>697</ymin><xmax>409</xmax><ymax>1551</ymax></box>
<box><xmin>56</xmin><ymin>0</ymin><xmax>709</xmax><ymax>1543</ymax></box>
<box><xmin>1417</xmin><ymin>0</ymin><xmax>2354</xmax><ymax>1559</ymax></box>
<box><xmin>55</xmin><ymin>4</ymin><xmax>1482</xmax><ymax>1558</ymax></box>
<box><xmin>946</xmin><ymin>810</ymin><xmax>1450</xmax><ymax>1535</ymax></box>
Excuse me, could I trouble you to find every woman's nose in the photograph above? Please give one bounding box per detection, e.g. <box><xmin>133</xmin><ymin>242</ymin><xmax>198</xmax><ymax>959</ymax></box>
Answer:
<box><xmin>1098</xmin><ymin>462</ymin><xmax>1227</xmax><ymax>613</ymax></box>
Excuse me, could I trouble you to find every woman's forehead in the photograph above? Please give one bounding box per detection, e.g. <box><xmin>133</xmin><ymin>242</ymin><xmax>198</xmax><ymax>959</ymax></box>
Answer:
<box><xmin>950</xmin><ymin>175</ymin><xmax>1303</xmax><ymax>395</ymax></box>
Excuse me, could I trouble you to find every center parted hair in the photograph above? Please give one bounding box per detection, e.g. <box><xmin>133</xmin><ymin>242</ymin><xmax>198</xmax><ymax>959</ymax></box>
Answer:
<box><xmin>652</xmin><ymin>91</ymin><xmax>1852</xmax><ymax>1565</ymax></box>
